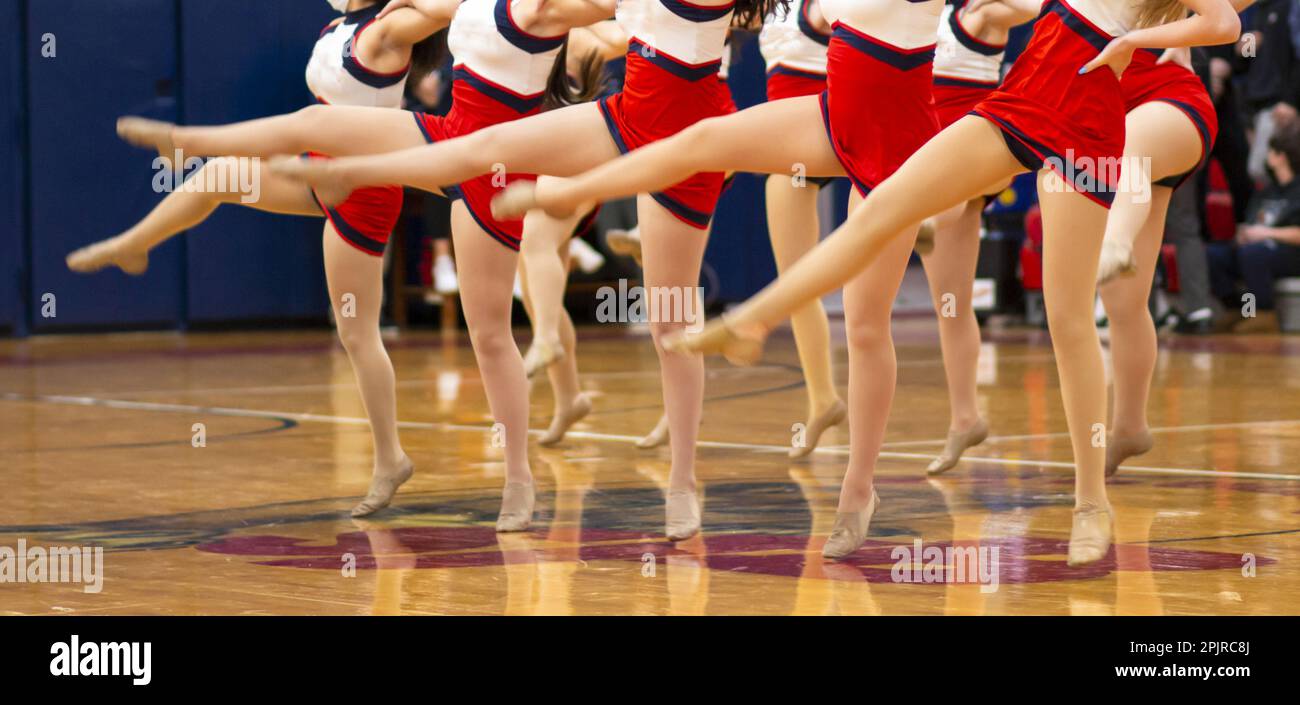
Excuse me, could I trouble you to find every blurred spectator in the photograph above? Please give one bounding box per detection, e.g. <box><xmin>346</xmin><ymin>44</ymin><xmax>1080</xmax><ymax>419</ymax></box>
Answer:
<box><xmin>1165</xmin><ymin>178</ymin><xmax>1221</xmax><ymax>334</ymax></box>
<box><xmin>1205</xmin><ymin>44</ymin><xmax>1256</xmax><ymax>221</ymax></box>
<box><xmin>1208</xmin><ymin>122</ymin><xmax>1300</xmax><ymax>332</ymax></box>
<box><xmin>1239</xmin><ymin>0</ymin><xmax>1300</xmax><ymax>183</ymax></box>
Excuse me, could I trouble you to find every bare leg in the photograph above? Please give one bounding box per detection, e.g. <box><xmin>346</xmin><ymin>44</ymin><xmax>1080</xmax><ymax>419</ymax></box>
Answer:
<box><xmin>920</xmin><ymin>198</ymin><xmax>989</xmax><ymax>474</ymax></box>
<box><xmin>1100</xmin><ymin>188</ymin><xmax>1169</xmax><ymax>475</ymax></box>
<box><xmin>719</xmin><ymin>116</ymin><xmax>1024</xmax><ymax>335</ymax></box>
<box><xmin>512</xmin><ymin>96</ymin><xmax>843</xmax><ymax>219</ymax></box>
<box><xmin>765</xmin><ymin>176</ymin><xmax>845</xmax><ymax>459</ymax></box>
<box><xmin>1097</xmin><ymin>103</ymin><xmax>1202</xmax><ymax>284</ymax></box>
<box><xmin>518</xmin><ymin>214</ymin><xmax>592</xmax><ymax>446</ymax></box>
<box><xmin>449</xmin><ymin>203</ymin><xmax>534</xmax><ymax>530</ymax></box>
<box><xmin>1098</xmin><ymin>102</ymin><xmax>1202</xmax><ymax>473</ymax></box>
<box><xmin>837</xmin><ymin>190</ymin><xmax>917</xmax><ymax>513</ymax></box>
<box><xmin>273</xmin><ymin>102</ymin><xmax>621</xmax><ymax>198</ymax></box>
<box><xmin>1037</xmin><ymin>173</ymin><xmax>1113</xmax><ymax>565</ymax></box>
<box><xmin>129</xmin><ymin>105</ymin><xmax>430</xmax><ymax>160</ymax></box>
<box><xmin>639</xmin><ymin>195</ymin><xmax>711</xmax><ymax>541</ymax></box>
<box><xmin>323</xmin><ymin>227</ymin><xmax>414</xmax><ymax>517</ymax></box>
<box><xmin>520</xmin><ymin>201</ymin><xmax>585</xmax><ymax>374</ymax></box>
<box><xmin>67</xmin><ymin>158</ymin><xmax>318</xmax><ymax>274</ymax></box>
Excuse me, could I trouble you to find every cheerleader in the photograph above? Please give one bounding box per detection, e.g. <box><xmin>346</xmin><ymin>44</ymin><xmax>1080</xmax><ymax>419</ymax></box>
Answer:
<box><xmin>920</xmin><ymin>0</ymin><xmax>1039</xmax><ymax>475</ymax></box>
<box><xmin>269</xmin><ymin>0</ymin><xmax>784</xmax><ymax>542</ymax></box>
<box><xmin>666</xmin><ymin>0</ymin><xmax>1240</xmax><ymax>564</ymax></box>
<box><xmin>1095</xmin><ymin>0</ymin><xmax>1253</xmax><ymax>475</ymax></box>
<box><xmin>757</xmin><ymin>0</ymin><xmax>848</xmax><ymax>459</ymax></box>
<box><xmin>66</xmin><ymin>0</ymin><xmax>452</xmax><ymax>518</ymax></box>
<box><xmin>79</xmin><ymin>0</ymin><xmax>614</xmax><ymax>531</ymax></box>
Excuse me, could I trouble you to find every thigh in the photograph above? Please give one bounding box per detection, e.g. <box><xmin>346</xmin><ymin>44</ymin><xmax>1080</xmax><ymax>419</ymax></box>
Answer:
<box><xmin>520</xmin><ymin>185</ymin><xmax>586</xmax><ymax>257</ymax></box>
<box><xmin>1038</xmin><ymin>172</ymin><xmax>1108</xmax><ymax>306</ymax></box>
<box><xmin>236</xmin><ymin>159</ymin><xmax>322</xmax><ymax>216</ymax></box>
<box><xmin>322</xmin><ymin>223</ymin><xmax>386</xmax><ymax>319</ymax></box>
<box><xmin>470</xmin><ymin>102</ymin><xmax>622</xmax><ymax>177</ymax></box>
<box><xmin>1125</xmin><ymin>102</ymin><xmax>1204</xmax><ymax>183</ymax></box>
<box><xmin>843</xmin><ymin>189</ymin><xmax>915</xmax><ymax>325</ymax></box>
<box><xmin>686</xmin><ymin>95</ymin><xmax>844</xmax><ymax>178</ymax></box>
<box><xmin>449</xmin><ymin>201</ymin><xmax>521</xmax><ymax>326</ymax></box>
<box><xmin>921</xmin><ymin>199</ymin><xmax>983</xmax><ymax>299</ymax></box>
<box><xmin>637</xmin><ymin>195</ymin><xmax>709</xmax><ymax>327</ymax></box>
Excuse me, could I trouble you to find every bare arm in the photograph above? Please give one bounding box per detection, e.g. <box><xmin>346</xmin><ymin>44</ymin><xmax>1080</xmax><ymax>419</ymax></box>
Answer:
<box><xmin>1082</xmin><ymin>0</ymin><xmax>1240</xmax><ymax>75</ymax></box>
<box><xmin>535</xmin><ymin>0</ymin><xmax>618</xmax><ymax>32</ymax></box>
<box><xmin>967</xmin><ymin>0</ymin><xmax>1046</xmax><ymax>28</ymax></box>
<box><xmin>372</xmin><ymin>0</ymin><xmax>458</xmax><ymax>47</ymax></box>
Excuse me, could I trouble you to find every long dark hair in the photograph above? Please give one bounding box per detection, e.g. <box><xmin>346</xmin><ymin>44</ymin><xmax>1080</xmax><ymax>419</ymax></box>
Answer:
<box><xmin>543</xmin><ymin>37</ymin><xmax>608</xmax><ymax>111</ymax></box>
<box><xmin>734</xmin><ymin>0</ymin><xmax>789</xmax><ymax>29</ymax></box>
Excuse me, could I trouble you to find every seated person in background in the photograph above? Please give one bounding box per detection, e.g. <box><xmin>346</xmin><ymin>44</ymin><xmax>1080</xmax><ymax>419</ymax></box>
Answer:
<box><xmin>1208</xmin><ymin>122</ymin><xmax>1300</xmax><ymax>332</ymax></box>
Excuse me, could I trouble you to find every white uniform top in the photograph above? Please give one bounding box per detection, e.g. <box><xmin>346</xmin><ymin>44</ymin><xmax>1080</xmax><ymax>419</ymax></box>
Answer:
<box><xmin>933</xmin><ymin>1</ymin><xmax>1005</xmax><ymax>84</ymax></box>
<box><xmin>819</xmin><ymin>0</ymin><xmax>942</xmax><ymax>49</ymax></box>
<box><xmin>306</xmin><ymin>5</ymin><xmax>409</xmax><ymax>107</ymax></box>
<box><xmin>447</xmin><ymin>0</ymin><xmax>566</xmax><ymax>99</ymax></box>
<box><xmin>1067</xmin><ymin>0</ymin><xmax>1139</xmax><ymax>38</ymax></box>
<box><xmin>616</xmin><ymin>0</ymin><xmax>734</xmax><ymax>66</ymax></box>
<box><xmin>759</xmin><ymin>0</ymin><xmax>830</xmax><ymax>75</ymax></box>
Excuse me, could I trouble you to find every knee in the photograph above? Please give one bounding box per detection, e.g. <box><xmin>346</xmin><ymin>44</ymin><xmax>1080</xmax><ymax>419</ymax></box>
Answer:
<box><xmin>844</xmin><ymin>314</ymin><xmax>890</xmax><ymax>352</ymax></box>
<box><xmin>468</xmin><ymin>322</ymin><xmax>515</xmax><ymax>359</ymax></box>
<box><xmin>334</xmin><ymin>318</ymin><xmax>373</xmax><ymax>353</ymax></box>
<box><xmin>194</xmin><ymin>157</ymin><xmax>245</xmax><ymax>203</ymax></box>
<box><xmin>1045</xmin><ymin>309</ymin><xmax>1097</xmax><ymax>350</ymax></box>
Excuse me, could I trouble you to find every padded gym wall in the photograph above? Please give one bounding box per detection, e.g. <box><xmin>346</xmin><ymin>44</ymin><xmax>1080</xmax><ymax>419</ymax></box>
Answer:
<box><xmin>181</xmin><ymin>0</ymin><xmax>333</xmax><ymax>324</ymax></box>
<box><xmin>27</xmin><ymin>0</ymin><xmax>184</xmax><ymax>331</ymax></box>
<box><xmin>1</xmin><ymin>0</ymin><xmax>26</xmax><ymax>334</ymax></box>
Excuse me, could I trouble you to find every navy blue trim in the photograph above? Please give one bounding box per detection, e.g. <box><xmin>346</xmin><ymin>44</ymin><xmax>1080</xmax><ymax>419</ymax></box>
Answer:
<box><xmin>342</xmin><ymin>4</ymin><xmax>383</xmax><ymax>25</ymax></box>
<box><xmin>495</xmin><ymin>0</ymin><xmax>566</xmax><ymax>54</ymax></box>
<box><xmin>463</xmin><ymin>196</ymin><xmax>521</xmax><ymax>251</ymax></box>
<box><xmin>768</xmin><ymin>65</ymin><xmax>827</xmax><ymax>82</ymax></box>
<box><xmin>342</xmin><ymin>19</ymin><xmax>409</xmax><ymax>88</ymax></box>
<box><xmin>974</xmin><ymin>109</ymin><xmax>1116</xmax><ymax>207</ymax></box>
<box><xmin>832</xmin><ymin>24</ymin><xmax>934</xmax><ymax>72</ymax></box>
<box><xmin>818</xmin><ymin>91</ymin><xmax>870</xmax><ymax>195</ymax></box>
<box><xmin>597</xmin><ymin>97</ymin><xmax>632</xmax><ymax>154</ymax></box>
<box><xmin>650</xmin><ymin>191</ymin><xmax>712</xmax><ymax>228</ymax></box>
<box><xmin>797</xmin><ymin>0</ymin><xmax>830</xmax><ymax>46</ymax></box>
<box><xmin>412</xmin><ymin>112</ymin><xmax>435</xmax><ymax>143</ymax></box>
<box><xmin>454</xmin><ymin>66</ymin><xmax>545</xmax><ymax>113</ymax></box>
<box><xmin>314</xmin><ymin>191</ymin><xmax>388</xmax><ymax>256</ymax></box>
<box><xmin>1045</xmin><ymin>0</ymin><xmax>1113</xmax><ymax>53</ymax></box>
<box><xmin>1153</xmin><ymin>98</ymin><xmax>1212</xmax><ymax>189</ymax></box>
<box><xmin>659</xmin><ymin>0</ymin><xmax>734</xmax><ymax>23</ymax></box>
<box><xmin>949</xmin><ymin>6</ymin><xmax>1005</xmax><ymax>56</ymax></box>
<box><xmin>627</xmin><ymin>39</ymin><xmax>722</xmax><ymax>82</ymax></box>
<box><xmin>934</xmin><ymin>75</ymin><xmax>999</xmax><ymax>89</ymax></box>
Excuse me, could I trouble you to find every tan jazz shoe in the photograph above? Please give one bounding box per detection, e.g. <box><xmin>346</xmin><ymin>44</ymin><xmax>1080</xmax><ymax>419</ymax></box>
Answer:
<box><xmin>1067</xmin><ymin>505</ymin><xmax>1114</xmax><ymax>566</ymax></box>
<box><xmin>538</xmin><ymin>393</ymin><xmax>593</xmax><ymax>447</ymax></box>
<box><xmin>66</xmin><ymin>236</ymin><xmax>151</xmax><ymax>276</ymax></box>
<box><xmin>350</xmin><ymin>456</ymin><xmax>415</xmax><ymax>518</ymax></box>
<box><xmin>636</xmin><ymin>413</ymin><xmax>671</xmax><ymax>449</ymax></box>
<box><xmin>1105</xmin><ymin>429</ymin><xmax>1153</xmax><ymax>477</ymax></box>
<box><xmin>495</xmin><ymin>481</ymin><xmax>536</xmax><ymax>533</ymax></box>
<box><xmin>663</xmin><ymin>315</ymin><xmax>765</xmax><ymax>366</ymax></box>
<box><xmin>822</xmin><ymin>490</ymin><xmax>880</xmax><ymax>560</ymax></box>
<box><xmin>665</xmin><ymin>488</ymin><xmax>701</xmax><ymax>542</ymax></box>
<box><xmin>1096</xmin><ymin>238</ymin><xmax>1138</xmax><ymax>285</ymax></box>
<box><xmin>116</xmin><ymin>116</ymin><xmax>179</xmax><ymax>169</ymax></box>
<box><xmin>789</xmin><ymin>400</ymin><xmax>847</xmax><ymax>460</ymax></box>
<box><xmin>926</xmin><ymin>418</ymin><xmax>990</xmax><ymax>475</ymax></box>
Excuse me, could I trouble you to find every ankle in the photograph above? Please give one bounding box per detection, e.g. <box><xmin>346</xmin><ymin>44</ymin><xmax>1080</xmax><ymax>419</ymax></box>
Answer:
<box><xmin>949</xmin><ymin>413</ymin><xmax>982</xmax><ymax>433</ymax></box>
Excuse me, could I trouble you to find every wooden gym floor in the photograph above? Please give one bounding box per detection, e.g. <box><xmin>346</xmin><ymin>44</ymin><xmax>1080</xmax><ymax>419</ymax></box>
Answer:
<box><xmin>1</xmin><ymin>318</ymin><xmax>1298</xmax><ymax>615</ymax></box>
